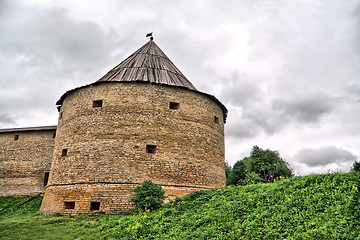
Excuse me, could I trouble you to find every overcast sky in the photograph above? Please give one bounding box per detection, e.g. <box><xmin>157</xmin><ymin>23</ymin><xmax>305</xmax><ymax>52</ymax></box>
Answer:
<box><xmin>1</xmin><ymin>0</ymin><xmax>359</xmax><ymax>175</ymax></box>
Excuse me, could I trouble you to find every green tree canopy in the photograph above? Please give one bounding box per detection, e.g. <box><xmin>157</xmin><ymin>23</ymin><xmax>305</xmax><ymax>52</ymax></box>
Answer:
<box><xmin>227</xmin><ymin>145</ymin><xmax>293</xmax><ymax>185</ymax></box>
<box><xmin>351</xmin><ymin>161</ymin><xmax>360</xmax><ymax>172</ymax></box>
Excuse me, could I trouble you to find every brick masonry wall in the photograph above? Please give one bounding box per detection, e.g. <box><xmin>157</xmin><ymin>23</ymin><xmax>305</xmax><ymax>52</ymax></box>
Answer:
<box><xmin>40</xmin><ymin>82</ymin><xmax>226</xmax><ymax>214</ymax></box>
<box><xmin>0</xmin><ymin>130</ymin><xmax>56</xmax><ymax>196</ymax></box>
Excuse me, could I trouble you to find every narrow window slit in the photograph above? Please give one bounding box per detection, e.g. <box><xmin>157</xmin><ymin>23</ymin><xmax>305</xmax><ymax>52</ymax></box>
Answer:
<box><xmin>214</xmin><ymin>116</ymin><xmax>219</xmax><ymax>124</ymax></box>
<box><xmin>43</xmin><ymin>172</ymin><xmax>49</xmax><ymax>186</ymax></box>
<box><xmin>146</xmin><ymin>145</ymin><xmax>157</xmax><ymax>154</ymax></box>
<box><xmin>61</xmin><ymin>149</ymin><xmax>68</xmax><ymax>157</ymax></box>
<box><xmin>169</xmin><ymin>102</ymin><xmax>179</xmax><ymax>110</ymax></box>
<box><xmin>93</xmin><ymin>100</ymin><xmax>103</xmax><ymax>108</ymax></box>
<box><xmin>14</xmin><ymin>135</ymin><xmax>19</xmax><ymax>141</ymax></box>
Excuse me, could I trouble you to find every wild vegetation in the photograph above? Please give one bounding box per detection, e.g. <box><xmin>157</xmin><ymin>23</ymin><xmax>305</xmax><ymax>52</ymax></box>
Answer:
<box><xmin>227</xmin><ymin>146</ymin><xmax>293</xmax><ymax>186</ymax></box>
<box><xmin>1</xmin><ymin>171</ymin><xmax>359</xmax><ymax>239</ymax></box>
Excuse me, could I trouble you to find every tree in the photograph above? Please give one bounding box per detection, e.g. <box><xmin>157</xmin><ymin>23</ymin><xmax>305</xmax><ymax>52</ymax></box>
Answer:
<box><xmin>351</xmin><ymin>161</ymin><xmax>360</xmax><ymax>172</ymax></box>
<box><xmin>227</xmin><ymin>146</ymin><xmax>293</xmax><ymax>185</ymax></box>
<box><xmin>129</xmin><ymin>180</ymin><xmax>165</xmax><ymax>212</ymax></box>
<box><xmin>227</xmin><ymin>159</ymin><xmax>247</xmax><ymax>185</ymax></box>
<box><xmin>225</xmin><ymin>161</ymin><xmax>232</xmax><ymax>181</ymax></box>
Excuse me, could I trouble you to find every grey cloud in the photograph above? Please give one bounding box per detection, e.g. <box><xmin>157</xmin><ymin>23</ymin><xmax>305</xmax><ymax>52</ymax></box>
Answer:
<box><xmin>0</xmin><ymin>114</ymin><xmax>17</xmax><ymax>127</ymax></box>
<box><xmin>219</xmin><ymin>73</ymin><xmax>260</xmax><ymax>107</ymax></box>
<box><xmin>225</xmin><ymin>118</ymin><xmax>259</xmax><ymax>140</ymax></box>
<box><xmin>224</xmin><ymin>102</ymin><xmax>287</xmax><ymax>140</ymax></box>
<box><xmin>0</xmin><ymin>2</ymin><xmax>124</xmax><ymax>128</ymax></box>
<box><xmin>294</xmin><ymin>146</ymin><xmax>358</xmax><ymax>167</ymax></box>
<box><xmin>272</xmin><ymin>94</ymin><xmax>334</xmax><ymax>123</ymax></box>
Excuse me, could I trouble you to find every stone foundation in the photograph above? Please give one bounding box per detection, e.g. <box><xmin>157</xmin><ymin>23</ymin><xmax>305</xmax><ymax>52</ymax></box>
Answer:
<box><xmin>40</xmin><ymin>183</ymin><xmax>208</xmax><ymax>214</ymax></box>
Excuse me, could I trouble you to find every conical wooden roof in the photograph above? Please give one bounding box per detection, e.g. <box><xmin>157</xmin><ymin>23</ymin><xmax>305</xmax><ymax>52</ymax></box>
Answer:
<box><xmin>56</xmin><ymin>39</ymin><xmax>227</xmax><ymax>122</ymax></box>
<box><xmin>96</xmin><ymin>40</ymin><xmax>197</xmax><ymax>90</ymax></box>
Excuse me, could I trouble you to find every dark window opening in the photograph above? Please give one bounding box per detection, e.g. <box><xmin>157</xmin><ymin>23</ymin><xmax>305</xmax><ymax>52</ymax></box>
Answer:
<box><xmin>90</xmin><ymin>202</ymin><xmax>101</xmax><ymax>211</ymax></box>
<box><xmin>43</xmin><ymin>172</ymin><xmax>49</xmax><ymax>186</ymax></box>
<box><xmin>146</xmin><ymin>145</ymin><xmax>157</xmax><ymax>154</ymax></box>
<box><xmin>61</xmin><ymin>149</ymin><xmax>68</xmax><ymax>157</ymax></box>
<box><xmin>64</xmin><ymin>201</ymin><xmax>75</xmax><ymax>209</ymax></box>
<box><xmin>59</xmin><ymin>112</ymin><xmax>63</xmax><ymax>119</ymax></box>
<box><xmin>93</xmin><ymin>100</ymin><xmax>103</xmax><ymax>108</ymax></box>
<box><xmin>57</xmin><ymin>106</ymin><xmax>61</xmax><ymax>112</ymax></box>
<box><xmin>53</xmin><ymin>132</ymin><xmax>56</xmax><ymax>138</ymax></box>
<box><xmin>170</xmin><ymin>102</ymin><xmax>180</xmax><ymax>110</ymax></box>
<box><xmin>14</xmin><ymin>135</ymin><xmax>19</xmax><ymax>141</ymax></box>
<box><xmin>214</xmin><ymin>116</ymin><xmax>219</xmax><ymax>124</ymax></box>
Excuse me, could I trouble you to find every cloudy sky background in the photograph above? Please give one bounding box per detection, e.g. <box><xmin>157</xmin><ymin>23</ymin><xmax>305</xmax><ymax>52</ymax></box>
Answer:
<box><xmin>1</xmin><ymin>0</ymin><xmax>359</xmax><ymax>175</ymax></box>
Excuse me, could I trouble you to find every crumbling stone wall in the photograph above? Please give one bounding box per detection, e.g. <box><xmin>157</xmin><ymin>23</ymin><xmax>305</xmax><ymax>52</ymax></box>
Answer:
<box><xmin>40</xmin><ymin>82</ymin><xmax>225</xmax><ymax>214</ymax></box>
<box><xmin>0</xmin><ymin>128</ymin><xmax>56</xmax><ymax>196</ymax></box>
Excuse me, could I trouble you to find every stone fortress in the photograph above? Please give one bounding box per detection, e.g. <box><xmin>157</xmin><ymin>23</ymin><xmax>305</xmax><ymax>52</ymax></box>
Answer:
<box><xmin>0</xmin><ymin>38</ymin><xmax>227</xmax><ymax>214</ymax></box>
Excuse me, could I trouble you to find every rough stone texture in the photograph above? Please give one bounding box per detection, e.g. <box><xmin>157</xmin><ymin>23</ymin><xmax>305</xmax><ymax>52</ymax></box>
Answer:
<box><xmin>0</xmin><ymin>129</ymin><xmax>56</xmax><ymax>196</ymax></box>
<box><xmin>40</xmin><ymin>82</ymin><xmax>225</xmax><ymax>214</ymax></box>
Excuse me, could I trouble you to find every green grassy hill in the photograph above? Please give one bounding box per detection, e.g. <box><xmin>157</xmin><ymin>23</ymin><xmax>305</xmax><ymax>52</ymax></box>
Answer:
<box><xmin>1</xmin><ymin>172</ymin><xmax>359</xmax><ymax>239</ymax></box>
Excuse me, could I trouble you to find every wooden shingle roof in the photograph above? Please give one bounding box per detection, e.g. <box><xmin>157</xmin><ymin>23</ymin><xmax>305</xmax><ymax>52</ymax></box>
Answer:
<box><xmin>56</xmin><ymin>39</ymin><xmax>227</xmax><ymax>122</ymax></box>
<box><xmin>96</xmin><ymin>40</ymin><xmax>197</xmax><ymax>90</ymax></box>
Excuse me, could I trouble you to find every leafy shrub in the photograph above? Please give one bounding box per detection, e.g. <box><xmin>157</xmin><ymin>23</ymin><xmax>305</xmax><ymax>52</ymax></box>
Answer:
<box><xmin>129</xmin><ymin>180</ymin><xmax>165</xmax><ymax>212</ymax></box>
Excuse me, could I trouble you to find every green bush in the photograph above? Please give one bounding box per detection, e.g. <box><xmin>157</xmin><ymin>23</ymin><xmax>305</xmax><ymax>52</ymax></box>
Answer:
<box><xmin>129</xmin><ymin>180</ymin><xmax>165</xmax><ymax>212</ymax></box>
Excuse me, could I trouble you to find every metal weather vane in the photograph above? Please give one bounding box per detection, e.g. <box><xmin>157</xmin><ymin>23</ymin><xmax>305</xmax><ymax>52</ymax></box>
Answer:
<box><xmin>146</xmin><ymin>32</ymin><xmax>154</xmax><ymax>40</ymax></box>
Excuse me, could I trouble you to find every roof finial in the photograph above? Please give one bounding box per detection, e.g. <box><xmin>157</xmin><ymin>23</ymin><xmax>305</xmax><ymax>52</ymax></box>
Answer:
<box><xmin>146</xmin><ymin>32</ymin><xmax>154</xmax><ymax>40</ymax></box>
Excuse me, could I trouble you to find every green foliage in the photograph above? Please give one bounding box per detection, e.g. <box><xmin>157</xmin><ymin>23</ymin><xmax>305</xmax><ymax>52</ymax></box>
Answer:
<box><xmin>1</xmin><ymin>172</ymin><xmax>359</xmax><ymax>239</ymax></box>
<box><xmin>227</xmin><ymin>159</ymin><xmax>247</xmax><ymax>185</ymax></box>
<box><xmin>224</xmin><ymin>160</ymin><xmax>232</xmax><ymax>180</ymax></box>
<box><xmin>351</xmin><ymin>160</ymin><xmax>360</xmax><ymax>172</ymax></box>
<box><xmin>0</xmin><ymin>196</ymin><xmax>42</xmax><ymax>218</ymax></box>
<box><xmin>228</xmin><ymin>145</ymin><xmax>293</xmax><ymax>185</ymax></box>
<box><xmin>129</xmin><ymin>180</ymin><xmax>165</xmax><ymax>212</ymax></box>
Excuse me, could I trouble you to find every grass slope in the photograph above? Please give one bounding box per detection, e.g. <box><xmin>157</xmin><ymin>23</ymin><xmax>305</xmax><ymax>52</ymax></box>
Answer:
<box><xmin>0</xmin><ymin>172</ymin><xmax>359</xmax><ymax>240</ymax></box>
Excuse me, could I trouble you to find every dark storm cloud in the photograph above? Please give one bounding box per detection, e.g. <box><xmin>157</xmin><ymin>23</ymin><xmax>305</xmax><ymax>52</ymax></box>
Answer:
<box><xmin>294</xmin><ymin>146</ymin><xmax>358</xmax><ymax>167</ymax></box>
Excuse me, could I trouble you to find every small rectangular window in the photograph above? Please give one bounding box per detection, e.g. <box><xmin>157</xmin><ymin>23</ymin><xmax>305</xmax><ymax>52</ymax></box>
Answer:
<box><xmin>64</xmin><ymin>201</ymin><xmax>75</xmax><ymax>209</ymax></box>
<box><xmin>93</xmin><ymin>100</ymin><xmax>103</xmax><ymax>108</ymax></box>
<box><xmin>14</xmin><ymin>135</ymin><xmax>19</xmax><ymax>141</ymax></box>
<box><xmin>170</xmin><ymin>102</ymin><xmax>179</xmax><ymax>110</ymax></box>
<box><xmin>90</xmin><ymin>202</ymin><xmax>101</xmax><ymax>211</ymax></box>
<box><xmin>61</xmin><ymin>149</ymin><xmax>68</xmax><ymax>157</ymax></box>
<box><xmin>43</xmin><ymin>172</ymin><xmax>49</xmax><ymax>186</ymax></box>
<box><xmin>53</xmin><ymin>132</ymin><xmax>56</xmax><ymax>138</ymax></box>
<box><xmin>214</xmin><ymin>116</ymin><xmax>219</xmax><ymax>124</ymax></box>
<box><xmin>146</xmin><ymin>145</ymin><xmax>157</xmax><ymax>154</ymax></box>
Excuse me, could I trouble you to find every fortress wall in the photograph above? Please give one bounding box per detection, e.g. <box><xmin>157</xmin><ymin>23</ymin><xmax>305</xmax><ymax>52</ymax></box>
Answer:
<box><xmin>0</xmin><ymin>129</ymin><xmax>56</xmax><ymax>196</ymax></box>
<box><xmin>41</xmin><ymin>82</ymin><xmax>225</xmax><ymax>213</ymax></box>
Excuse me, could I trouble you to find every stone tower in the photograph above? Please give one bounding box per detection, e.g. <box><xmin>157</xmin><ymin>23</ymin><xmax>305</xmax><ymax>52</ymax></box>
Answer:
<box><xmin>40</xmin><ymin>39</ymin><xmax>227</xmax><ymax>214</ymax></box>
